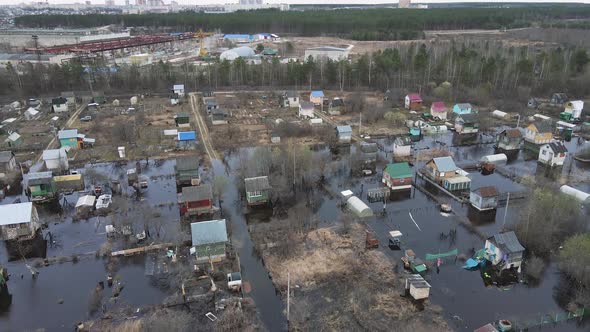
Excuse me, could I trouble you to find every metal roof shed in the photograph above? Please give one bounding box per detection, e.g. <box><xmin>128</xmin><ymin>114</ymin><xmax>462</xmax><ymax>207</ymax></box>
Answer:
<box><xmin>191</xmin><ymin>219</ymin><xmax>228</xmax><ymax>246</ymax></box>
<box><xmin>432</xmin><ymin>156</ymin><xmax>458</xmax><ymax>172</ymax></box>
<box><xmin>0</xmin><ymin>202</ymin><xmax>35</xmax><ymax>226</ymax></box>
<box><xmin>177</xmin><ymin>131</ymin><xmax>196</xmax><ymax>141</ymax></box>
<box><xmin>244</xmin><ymin>176</ymin><xmax>271</xmax><ymax>192</ymax></box>
<box><xmin>346</xmin><ymin>196</ymin><xmax>373</xmax><ymax>217</ymax></box>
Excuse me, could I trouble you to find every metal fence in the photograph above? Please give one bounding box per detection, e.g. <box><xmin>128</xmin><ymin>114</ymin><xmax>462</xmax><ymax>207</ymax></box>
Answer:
<box><xmin>517</xmin><ymin>307</ymin><xmax>588</xmax><ymax>330</ymax></box>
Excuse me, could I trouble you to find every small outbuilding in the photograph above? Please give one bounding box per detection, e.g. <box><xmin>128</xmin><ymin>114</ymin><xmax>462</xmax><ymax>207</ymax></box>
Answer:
<box><xmin>454</xmin><ymin>113</ymin><xmax>479</xmax><ymax>134</ymax></box>
<box><xmin>24</xmin><ymin>107</ymin><xmax>40</xmax><ymax>121</ymax></box>
<box><xmin>52</xmin><ymin>97</ymin><xmax>69</xmax><ymax>113</ymax></box>
<box><xmin>538</xmin><ymin>141</ymin><xmax>568</xmax><ymax>167</ymax></box>
<box><xmin>382</xmin><ymin>162</ymin><xmax>412</xmax><ymax>191</ymax></box>
<box><xmin>174</xmin><ymin>112</ymin><xmax>190</xmax><ymax>128</ymax></box>
<box><xmin>27</xmin><ymin>171</ymin><xmax>57</xmax><ymax>202</ymax></box>
<box><xmin>405</xmin><ymin>94</ymin><xmax>422</xmax><ymax>111</ymax></box>
<box><xmin>525</xmin><ymin>121</ymin><xmax>552</xmax><ymax>145</ymax></box>
<box><xmin>336</xmin><ymin>125</ymin><xmax>353</xmax><ymax>144</ymax></box>
<box><xmin>480</xmin><ymin>153</ymin><xmax>508</xmax><ymax>165</ymax></box>
<box><xmin>496</xmin><ymin>128</ymin><xmax>523</xmax><ymax>152</ymax></box>
<box><xmin>177</xmin><ymin>131</ymin><xmax>197</xmax><ymax>149</ymax></box>
<box><xmin>430</xmin><ymin>101</ymin><xmax>448</xmax><ymax>120</ymax></box>
<box><xmin>4</xmin><ymin>132</ymin><xmax>22</xmax><ymax>148</ymax></box>
<box><xmin>393</xmin><ymin>136</ymin><xmax>412</xmax><ymax>158</ymax></box>
<box><xmin>298</xmin><ymin>101</ymin><xmax>315</xmax><ymax>119</ymax></box>
<box><xmin>442</xmin><ymin>175</ymin><xmax>471</xmax><ymax>191</ymax></box>
<box><xmin>178</xmin><ymin>184</ymin><xmax>213</xmax><ymax>217</ymax></box>
<box><xmin>42</xmin><ymin>148</ymin><xmax>69</xmax><ymax>172</ymax></box>
<box><xmin>58</xmin><ymin>129</ymin><xmax>80</xmax><ymax>149</ymax></box>
<box><xmin>310</xmin><ymin>91</ymin><xmax>325</xmax><ymax>106</ymax></box>
<box><xmin>281</xmin><ymin>91</ymin><xmax>300</xmax><ymax>108</ymax></box>
<box><xmin>244</xmin><ymin>176</ymin><xmax>272</xmax><ymax>206</ymax></box>
<box><xmin>405</xmin><ymin>274</ymin><xmax>431</xmax><ymax>300</ymax></box>
<box><xmin>211</xmin><ymin>109</ymin><xmax>230</xmax><ymax>125</ymax></box>
<box><xmin>175</xmin><ymin>156</ymin><xmax>200</xmax><ymax>187</ymax></box>
<box><xmin>173</xmin><ymin>84</ymin><xmax>185</xmax><ymax>97</ymax></box>
<box><xmin>452</xmin><ymin>103</ymin><xmax>473</xmax><ymax>115</ymax></box>
<box><xmin>484</xmin><ymin>231</ymin><xmax>525</xmax><ymax>272</ymax></box>
<box><xmin>470</xmin><ymin>186</ymin><xmax>499</xmax><ymax>211</ymax></box>
<box><xmin>0</xmin><ymin>151</ymin><xmax>17</xmax><ymax>173</ymax></box>
<box><xmin>191</xmin><ymin>219</ymin><xmax>228</xmax><ymax>263</ymax></box>
<box><xmin>0</xmin><ymin>202</ymin><xmax>40</xmax><ymax>241</ymax></box>
<box><xmin>53</xmin><ymin>174</ymin><xmax>85</xmax><ymax>192</ymax></box>
<box><xmin>75</xmin><ymin>195</ymin><xmax>96</xmax><ymax>217</ymax></box>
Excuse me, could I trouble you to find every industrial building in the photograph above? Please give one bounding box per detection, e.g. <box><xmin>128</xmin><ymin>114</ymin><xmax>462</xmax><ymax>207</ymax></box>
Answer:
<box><xmin>304</xmin><ymin>46</ymin><xmax>352</xmax><ymax>62</ymax></box>
<box><xmin>0</xmin><ymin>28</ymin><xmax>130</xmax><ymax>48</ymax></box>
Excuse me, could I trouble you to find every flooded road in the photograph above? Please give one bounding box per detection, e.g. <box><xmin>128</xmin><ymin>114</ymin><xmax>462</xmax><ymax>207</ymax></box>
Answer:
<box><xmin>210</xmin><ymin>157</ymin><xmax>287</xmax><ymax>331</ymax></box>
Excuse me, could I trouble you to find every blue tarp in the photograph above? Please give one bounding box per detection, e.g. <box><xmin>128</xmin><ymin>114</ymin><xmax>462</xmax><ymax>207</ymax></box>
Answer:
<box><xmin>463</xmin><ymin>258</ymin><xmax>479</xmax><ymax>269</ymax></box>
<box><xmin>177</xmin><ymin>131</ymin><xmax>196</xmax><ymax>141</ymax></box>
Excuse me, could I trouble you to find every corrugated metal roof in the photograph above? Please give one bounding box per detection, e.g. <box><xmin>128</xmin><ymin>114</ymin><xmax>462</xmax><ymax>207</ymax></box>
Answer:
<box><xmin>245</xmin><ymin>176</ymin><xmax>271</xmax><ymax>192</ymax></box>
<box><xmin>179</xmin><ymin>184</ymin><xmax>212</xmax><ymax>203</ymax></box>
<box><xmin>474</xmin><ymin>186</ymin><xmax>498</xmax><ymax>198</ymax></box>
<box><xmin>546</xmin><ymin>141</ymin><xmax>568</xmax><ymax>153</ymax></box>
<box><xmin>191</xmin><ymin>219</ymin><xmax>228</xmax><ymax>246</ymax></box>
<box><xmin>307</xmin><ymin>46</ymin><xmax>347</xmax><ymax>52</ymax></box>
<box><xmin>456</xmin><ymin>113</ymin><xmax>477</xmax><ymax>123</ymax></box>
<box><xmin>0</xmin><ymin>202</ymin><xmax>34</xmax><ymax>226</ymax></box>
<box><xmin>58</xmin><ymin>129</ymin><xmax>78</xmax><ymax>139</ymax></box>
<box><xmin>432</xmin><ymin>156</ymin><xmax>457</xmax><ymax>172</ymax></box>
<box><xmin>384</xmin><ymin>162</ymin><xmax>412</xmax><ymax>179</ymax></box>
<box><xmin>177</xmin><ymin>131</ymin><xmax>196</xmax><ymax>141</ymax></box>
<box><xmin>0</xmin><ymin>151</ymin><xmax>14</xmax><ymax>163</ymax></box>
<box><xmin>75</xmin><ymin>195</ymin><xmax>96</xmax><ymax>208</ymax></box>
<box><xmin>501</xmin><ymin>128</ymin><xmax>522</xmax><ymax>138</ymax></box>
<box><xmin>27</xmin><ymin>171</ymin><xmax>53</xmax><ymax>186</ymax></box>
<box><xmin>489</xmin><ymin>231</ymin><xmax>525</xmax><ymax>254</ymax></box>
<box><xmin>336</xmin><ymin>125</ymin><xmax>352</xmax><ymax>134</ymax></box>
<box><xmin>530</xmin><ymin>121</ymin><xmax>552</xmax><ymax>133</ymax></box>
<box><xmin>444</xmin><ymin>175</ymin><xmax>471</xmax><ymax>184</ymax></box>
<box><xmin>176</xmin><ymin>156</ymin><xmax>199</xmax><ymax>171</ymax></box>
<box><xmin>311</xmin><ymin>91</ymin><xmax>325</xmax><ymax>97</ymax></box>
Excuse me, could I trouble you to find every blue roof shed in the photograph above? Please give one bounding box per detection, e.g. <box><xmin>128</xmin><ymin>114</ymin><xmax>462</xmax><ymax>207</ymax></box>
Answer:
<box><xmin>177</xmin><ymin>131</ymin><xmax>196</xmax><ymax>141</ymax></box>
<box><xmin>311</xmin><ymin>91</ymin><xmax>325</xmax><ymax>98</ymax></box>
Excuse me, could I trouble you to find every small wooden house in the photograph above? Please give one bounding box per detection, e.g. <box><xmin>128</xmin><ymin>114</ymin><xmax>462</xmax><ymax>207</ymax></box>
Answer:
<box><xmin>405</xmin><ymin>274</ymin><xmax>431</xmax><ymax>301</ymax></box>
<box><xmin>27</xmin><ymin>171</ymin><xmax>57</xmax><ymax>202</ymax></box>
<box><xmin>178</xmin><ymin>184</ymin><xmax>213</xmax><ymax>216</ymax></box>
<box><xmin>470</xmin><ymin>186</ymin><xmax>499</xmax><ymax>211</ymax></box>
<box><xmin>0</xmin><ymin>202</ymin><xmax>40</xmax><ymax>241</ymax></box>
<box><xmin>174</xmin><ymin>112</ymin><xmax>190</xmax><ymax>128</ymax></box>
<box><xmin>425</xmin><ymin>156</ymin><xmax>458</xmax><ymax>182</ymax></box>
<box><xmin>0</xmin><ymin>151</ymin><xmax>17</xmax><ymax>173</ymax></box>
<box><xmin>453</xmin><ymin>103</ymin><xmax>473</xmax><ymax>115</ymax></box>
<box><xmin>382</xmin><ymin>162</ymin><xmax>412</xmax><ymax>191</ymax></box>
<box><xmin>405</xmin><ymin>94</ymin><xmax>423</xmax><ymax>111</ymax></box>
<box><xmin>430</xmin><ymin>101</ymin><xmax>448</xmax><ymax>120</ymax></box>
<box><xmin>538</xmin><ymin>141</ymin><xmax>568</xmax><ymax>167</ymax></box>
<box><xmin>393</xmin><ymin>136</ymin><xmax>412</xmax><ymax>158</ymax></box>
<box><xmin>454</xmin><ymin>113</ymin><xmax>479</xmax><ymax>134</ymax></box>
<box><xmin>211</xmin><ymin>109</ymin><xmax>229</xmax><ymax>125</ymax></box>
<box><xmin>205</xmin><ymin>98</ymin><xmax>219</xmax><ymax>114</ymax></box>
<box><xmin>42</xmin><ymin>148</ymin><xmax>69</xmax><ymax>172</ymax></box>
<box><xmin>299</xmin><ymin>101</ymin><xmax>315</xmax><ymax>118</ymax></box>
<box><xmin>310</xmin><ymin>91</ymin><xmax>324</xmax><ymax>106</ymax></box>
<box><xmin>4</xmin><ymin>132</ymin><xmax>22</xmax><ymax>148</ymax></box>
<box><xmin>281</xmin><ymin>91</ymin><xmax>300</xmax><ymax>108</ymax></box>
<box><xmin>409</xmin><ymin>127</ymin><xmax>421</xmax><ymax>142</ymax></box>
<box><xmin>191</xmin><ymin>219</ymin><xmax>228</xmax><ymax>263</ymax></box>
<box><xmin>525</xmin><ymin>121</ymin><xmax>552</xmax><ymax>145</ymax></box>
<box><xmin>60</xmin><ymin>91</ymin><xmax>76</xmax><ymax>108</ymax></box>
<box><xmin>175</xmin><ymin>156</ymin><xmax>200</xmax><ymax>187</ymax></box>
<box><xmin>496</xmin><ymin>128</ymin><xmax>523</xmax><ymax>152</ymax></box>
<box><xmin>176</xmin><ymin>131</ymin><xmax>197</xmax><ymax>150</ymax></box>
<box><xmin>485</xmin><ymin>231</ymin><xmax>525</xmax><ymax>272</ymax></box>
<box><xmin>244</xmin><ymin>176</ymin><xmax>272</xmax><ymax>206</ymax></box>
<box><xmin>52</xmin><ymin>97</ymin><xmax>69</xmax><ymax>113</ymax></box>
<box><xmin>173</xmin><ymin>84</ymin><xmax>185</xmax><ymax>97</ymax></box>
<box><xmin>58</xmin><ymin>129</ymin><xmax>80</xmax><ymax>149</ymax></box>
<box><xmin>336</xmin><ymin>125</ymin><xmax>353</xmax><ymax>144</ymax></box>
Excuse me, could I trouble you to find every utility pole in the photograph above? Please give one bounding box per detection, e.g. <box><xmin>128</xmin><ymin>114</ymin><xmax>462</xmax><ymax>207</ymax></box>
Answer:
<box><xmin>32</xmin><ymin>35</ymin><xmax>41</xmax><ymax>63</ymax></box>
<box><xmin>287</xmin><ymin>271</ymin><xmax>291</xmax><ymax>326</ymax></box>
<box><xmin>502</xmin><ymin>192</ymin><xmax>510</xmax><ymax>230</ymax></box>
<box><xmin>359</xmin><ymin>112</ymin><xmax>362</xmax><ymax>137</ymax></box>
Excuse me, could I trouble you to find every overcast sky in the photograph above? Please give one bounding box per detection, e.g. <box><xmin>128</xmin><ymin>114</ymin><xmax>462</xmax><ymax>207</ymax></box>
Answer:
<box><xmin>1</xmin><ymin>0</ymin><xmax>588</xmax><ymax>6</ymax></box>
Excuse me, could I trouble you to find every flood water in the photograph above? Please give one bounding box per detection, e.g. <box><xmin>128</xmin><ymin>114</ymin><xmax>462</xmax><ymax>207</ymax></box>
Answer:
<box><xmin>1</xmin><ymin>128</ymin><xmax>588</xmax><ymax>331</ymax></box>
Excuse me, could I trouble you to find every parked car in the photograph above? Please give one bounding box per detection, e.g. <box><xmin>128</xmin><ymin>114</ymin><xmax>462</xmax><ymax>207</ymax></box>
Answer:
<box><xmin>80</xmin><ymin>115</ymin><xmax>92</xmax><ymax>122</ymax></box>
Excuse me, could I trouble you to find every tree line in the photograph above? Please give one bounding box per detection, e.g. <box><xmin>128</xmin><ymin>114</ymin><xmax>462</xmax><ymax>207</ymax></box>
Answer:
<box><xmin>14</xmin><ymin>6</ymin><xmax>590</xmax><ymax>41</ymax></box>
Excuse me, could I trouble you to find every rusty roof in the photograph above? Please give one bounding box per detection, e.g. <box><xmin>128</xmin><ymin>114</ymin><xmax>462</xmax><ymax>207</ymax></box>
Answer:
<box><xmin>502</xmin><ymin>128</ymin><xmax>522</xmax><ymax>138</ymax></box>
<box><xmin>474</xmin><ymin>186</ymin><xmax>499</xmax><ymax>198</ymax></box>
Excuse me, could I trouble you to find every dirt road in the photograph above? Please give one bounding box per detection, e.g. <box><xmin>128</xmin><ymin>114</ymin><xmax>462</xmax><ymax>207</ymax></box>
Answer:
<box><xmin>36</xmin><ymin>101</ymin><xmax>86</xmax><ymax>163</ymax></box>
<box><xmin>189</xmin><ymin>93</ymin><xmax>219</xmax><ymax>160</ymax></box>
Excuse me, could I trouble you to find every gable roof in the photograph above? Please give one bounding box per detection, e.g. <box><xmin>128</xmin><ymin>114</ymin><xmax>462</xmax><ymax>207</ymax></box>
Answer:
<box><xmin>336</xmin><ymin>125</ymin><xmax>352</xmax><ymax>134</ymax></box>
<box><xmin>430</xmin><ymin>156</ymin><xmax>457</xmax><ymax>172</ymax></box>
<box><xmin>474</xmin><ymin>186</ymin><xmax>498</xmax><ymax>198</ymax></box>
<box><xmin>431</xmin><ymin>101</ymin><xmax>447</xmax><ymax>112</ymax></box>
<box><xmin>0</xmin><ymin>151</ymin><xmax>14</xmax><ymax>163</ymax></box>
<box><xmin>176</xmin><ymin>156</ymin><xmax>199</xmax><ymax>171</ymax></box>
<box><xmin>286</xmin><ymin>91</ymin><xmax>298</xmax><ymax>98</ymax></box>
<box><xmin>501</xmin><ymin>128</ymin><xmax>522</xmax><ymax>138</ymax></box>
<box><xmin>0</xmin><ymin>202</ymin><xmax>34</xmax><ymax>226</ymax></box>
<box><xmin>58</xmin><ymin>129</ymin><xmax>78</xmax><ymax>139</ymax></box>
<box><xmin>180</xmin><ymin>184</ymin><xmax>212</xmax><ymax>203</ymax></box>
<box><xmin>384</xmin><ymin>162</ymin><xmax>412</xmax><ymax>179</ymax></box>
<box><xmin>173</xmin><ymin>84</ymin><xmax>184</xmax><ymax>90</ymax></box>
<box><xmin>310</xmin><ymin>91</ymin><xmax>325</xmax><ymax>98</ymax></box>
<box><xmin>488</xmin><ymin>231</ymin><xmax>525</xmax><ymax>254</ymax></box>
<box><xmin>455</xmin><ymin>103</ymin><xmax>472</xmax><ymax>110</ymax></box>
<box><xmin>545</xmin><ymin>141</ymin><xmax>568</xmax><ymax>153</ymax></box>
<box><xmin>245</xmin><ymin>176</ymin><xmax>271</xmax><ymax>192</ymax></box>
<box><xmin>191</xmin><ymin>219</ymin><xmax>228</xmax><ymax>246</ymax></box>
<box><xmin>529</xmin><ymin>121</ymin><xmax>552</xmax><ymax>133</ymax></box>
<box><xmin>42</xmin><ymin>148</ymin><xmax>67</xmax><ymax>160</ymax></box>
<box><xmin>299</xmin><ymin>101</ymin><xmax>314</xmax><ymax>110</ymax></box>
<box><xmin>407</xmin><ymin>93</ymin><xmax>422</xmax><ymax>101</ymax></box>
<box><xmin>307</xmin><ymin>46</ymin><xmax>347</xmax><ymax>52</ymax></box>
<box><xmin>27</xmin><ymin>171</ymin><xmax>53</xmax><ymax>185</ymax></box>
<box><xmin>360</xmin><ymin>142</ymin><xmax>378</xmax><ymax>153</ymax></box>
<box><xmin>456</xmin><ymin>113</ymin><xmax>478</xmax><ymax>123</ymax></box>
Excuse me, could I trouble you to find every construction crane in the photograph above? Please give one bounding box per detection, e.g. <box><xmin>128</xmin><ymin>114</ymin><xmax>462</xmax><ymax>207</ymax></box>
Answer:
<box><xmin>195</xmin><ymin>29</ymin><xmax>214</xmax><ymax>57</ymax></box>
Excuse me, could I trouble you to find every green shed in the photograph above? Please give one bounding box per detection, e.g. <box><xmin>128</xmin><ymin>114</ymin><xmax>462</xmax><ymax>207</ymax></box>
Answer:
<box><xmin>27</xmin><ymin>171</ymin><xmax>57</xmax><ymax>202</ymax></box>
<box><xmin>244</xmin><ymin>176</ymin><xmax>271</xmax><ymax>206</ymax></box>
<box><xmin>190</xmin><ymin>219</ymin><xmax>228</xmax><ymax>263</ymax></box>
